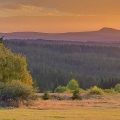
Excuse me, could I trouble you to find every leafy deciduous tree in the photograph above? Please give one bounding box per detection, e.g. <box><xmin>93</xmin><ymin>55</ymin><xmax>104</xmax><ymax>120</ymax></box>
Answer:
<box><xmin>67</xmin><ymin>79</ymin><xmax>79</xmax><ymax>91</ymax></box>
<box><xmin>114</xmin><ymin>84</ymin><xmax>120</xmax><ymax>92</ymax></box>
<box><xmin>0</xmin><ymin>43</ymin><xmax>33</xmax><ymax>86</ymax></box>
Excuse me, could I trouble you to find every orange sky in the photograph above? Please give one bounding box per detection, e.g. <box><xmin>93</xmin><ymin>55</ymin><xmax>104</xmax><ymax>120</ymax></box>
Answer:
<box><xmin>0</xmin><ymin>0</ymin><xmax>120</xmax><ymax>33</ymax></box>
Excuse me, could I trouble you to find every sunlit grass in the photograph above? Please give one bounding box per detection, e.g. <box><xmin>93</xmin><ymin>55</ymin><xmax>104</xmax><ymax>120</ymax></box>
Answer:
<box><xmin>0</xmin><ymin>93</ymin><xmax>120</xmax><ymax>120</ymax></box>
<box><xmin>0</xmin><ymin>107</ymin><xmax>120</xmax><ymax>120</ymax></box>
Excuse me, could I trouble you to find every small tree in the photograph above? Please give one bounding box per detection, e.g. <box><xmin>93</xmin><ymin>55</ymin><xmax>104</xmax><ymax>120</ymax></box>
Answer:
<box><xmin>72</xmin><ymin>88</ymin><xmax>82</xmax><ymax>100</ymax></box>
<box><xmin>42</xmin><ymin>91</ymin><xmax>51</xmax><ymax>100</ymax></box>
<box><xmin>67</xmin><ymin>79</ymin><xmax>79</xmax><ymax>91</ymax></box>
<box><xmin>114</xmin><ymin>84</ymin><xmax>120</xmax><ymax>93</ymax></box>
<box><xmin>54</xmin><ymin>86</ymin><xmax>70</xmax><ymax>93</ymax></box>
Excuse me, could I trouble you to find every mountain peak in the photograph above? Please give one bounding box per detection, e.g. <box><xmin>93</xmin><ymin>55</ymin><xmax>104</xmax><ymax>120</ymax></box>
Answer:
<box><xmin>99</xmin><ymin>27</ymin><xmax>118</xmax><ymax>32</ymax></box>
<box><xmin>1</xmin><ymin>27</ymin><xmax>120</xmax><ymax>42</ymax></box>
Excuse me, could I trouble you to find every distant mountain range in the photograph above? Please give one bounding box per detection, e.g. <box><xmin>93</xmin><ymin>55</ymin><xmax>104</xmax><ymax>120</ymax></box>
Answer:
<box><xmin>1</xmin><ymin>27</ymin><xmax>120</xmax><ymax>42</ymax></box>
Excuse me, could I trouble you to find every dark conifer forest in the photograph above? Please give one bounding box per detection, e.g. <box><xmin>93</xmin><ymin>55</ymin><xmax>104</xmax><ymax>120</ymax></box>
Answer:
<box><xmin>4</xmin><ymin>40</ymin><xmax>120</xmax><ymax>92</ymax></box>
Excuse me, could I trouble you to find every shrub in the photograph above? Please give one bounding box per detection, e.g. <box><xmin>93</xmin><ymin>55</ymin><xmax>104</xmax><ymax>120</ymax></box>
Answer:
<box><xmin>42</xmin><ymin>91</ymin><xmax>51</xmax><ymax>100</ymax></box>
<box><xmin>79</xmin><ymin>88</ymin><xmax>84</xmax><ymax>93</ymax></box>
<box><xmin>0</xmin><ymin>80</ymin><xmax>37</xmax><ymax>102</ymax></box>
<box><xmin>54</xmin><ymin>86</ymin><xmax>70</xmax><ymax>93</ymax></box>
<box><xmin>89</xmin><ymin>86</ymin><xmax>104</xmax><ymax>95</ymax></box>
<box><xmin>114</xmin><ymin>84</ymin><xmax>120</xmax><ymax>93</ymax></box>
<box><xmin>104</xmin><ymin>88</ymin><xmax>117</xmax><ymax>94</ymax></box>
<box><xmin>72</xmin><ymin>89</ymin><xmax>82</xmax><ymax>100</ymax></box>
<box><xmin>67</xmin><ymin>79</ymin><xmax>79</xmax><ymax>91</ymax></box>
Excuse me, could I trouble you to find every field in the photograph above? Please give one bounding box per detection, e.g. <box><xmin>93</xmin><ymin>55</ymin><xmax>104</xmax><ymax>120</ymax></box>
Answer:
<box><xmin>0</xmin><ymin>93</ymin><xmax>120</xmax><ymax>120</ymax></box>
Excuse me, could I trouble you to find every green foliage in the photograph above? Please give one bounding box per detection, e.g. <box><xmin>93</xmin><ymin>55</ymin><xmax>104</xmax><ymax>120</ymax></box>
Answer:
<box><xmin>114</xmin><ymin>84</ymin><xmax>120</xmax><ymax>92</ymax></box>
<box><xmin>4</xmin><ymin>40</ymin><xmax>120</xmax><ymax>91</ymax></box>
<box><xmin>0</xmin><ymin>80</ymin><xmax>37</xmax><ymax>101</ymax></box>
<box><xmin>54</xmin><ymin>86</ymin><xmax>70</xmax><ymax>93</ymax></box>
<box><xmin>89</xmin><ymin>86</ymin><xmax>104</xmax><ymax>95</ymax></box>
<box><xmin>72</xmin><ymin>89</ymin><xmax>82</xmax><ymax>100</ymax></box>
<box><xmin>0</xmin><ymin>44</ymin><xmax>33</xmax><ymax>86</ymax></box>
<box><xmin>67</xmin><ymin>79</ymin><xmax>79</xmax><ymax>91</ymax></box>
<box><xmin>42</xmin><ymin>91</ymin><xmax>51</xmax><ymax>100</ymax></box>
<box><xmin>79</xmin><ymin>88</ymin><xmax>84</xmax><ymax>93</ymax></box>
<box><xmin>104</xmin><ymin>88</ymin><xmax>117</xmax><ymax>94</ymax></box>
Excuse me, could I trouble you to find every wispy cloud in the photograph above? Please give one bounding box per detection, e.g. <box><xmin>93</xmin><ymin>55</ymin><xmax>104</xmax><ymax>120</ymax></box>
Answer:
<box><xmin>0</xmin><ymin>0</ymin><xmax>120</xmax><ymax>33</ymax></box>
<box><xmin>0</xmin><ymin>5</ymin><xmax>43</xmax><ymax>17</ymax></box>
<box><xmin>0</xmin><ymin>0</ymin><xmax>120</xmax><ymax>16</ymax></box>
<box><xmin>0</xmin><ymin>5</ymin><xmax>94</xmax><ymax>17</ymax></box>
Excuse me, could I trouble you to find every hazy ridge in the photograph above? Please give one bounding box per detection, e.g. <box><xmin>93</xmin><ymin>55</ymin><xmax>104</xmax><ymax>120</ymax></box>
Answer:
<box><xmin>1</xmin><ymin>27</ymin><xmax>120</xmax><ymax>42</ymax></box>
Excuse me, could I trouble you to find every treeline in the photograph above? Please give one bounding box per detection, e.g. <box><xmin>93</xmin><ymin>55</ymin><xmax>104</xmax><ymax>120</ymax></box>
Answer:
<box><xmin>4</xmin><ymin>40</ymin><xmax>120</xmax><ymax>92</ymax></box>
<box><xmin>5</xmin><ymin>39</ymin><xmax>120</xmax><ymax>47</ymax></box>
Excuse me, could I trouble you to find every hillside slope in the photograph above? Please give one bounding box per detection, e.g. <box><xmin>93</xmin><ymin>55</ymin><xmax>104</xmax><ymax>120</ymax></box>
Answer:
<box><xmin>1</xmin><ymin>27</ymin><xmax>120</xmax><ymax>42</ymax></box>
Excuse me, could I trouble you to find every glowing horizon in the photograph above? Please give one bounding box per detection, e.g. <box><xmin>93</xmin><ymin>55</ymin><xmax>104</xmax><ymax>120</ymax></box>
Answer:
<box><xmin>0</xmin><ymin>0</ymin><xmax>120</xmax><ymax>33</ymax></box>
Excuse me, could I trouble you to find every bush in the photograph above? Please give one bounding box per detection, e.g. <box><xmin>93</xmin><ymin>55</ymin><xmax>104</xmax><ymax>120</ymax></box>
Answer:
<box><xmin>67</xmin><ymin>79</ymin><xmax>79</xmax><ymax>91</ymax></box>
<box><xmin>104</xmin><ymin>88</ymin><xmax>117</xmax><ymax>94</ymax></box>
<box><xmin>54</xmin><ymin>86</ymin><xmax>70</xmax><ymax>93</ymax></box>
<box><xmin>114</xmin><ymin>84</ymin><xmax>120</xmax><ymax>93</ymax></box>
<box><xmin>42</xmin><ymin>91</ymin><xmax>51</xmax><ymax>100</ymax></box>
<box><xmin>79</xmin><ymin>88</ymin><xmax>84</xmax><ymax>93</ymax></box>
<box><xmin>0</xmin><ymin>80</ymin><xmax>37</xmax><ymax>101</ymax></box>
<box><xmin>89</xmin><ymin>86</ymin><xmax>104</xmax><ymax>95</ymax></box>
<box><xmin>72</xmin><ymin>89</ymin><xmax>82</xmax><ymax>100</ymax></box>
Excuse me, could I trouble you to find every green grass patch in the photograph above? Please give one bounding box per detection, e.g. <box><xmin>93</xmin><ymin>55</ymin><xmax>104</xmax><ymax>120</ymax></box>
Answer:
<box><xmin>0</xmin><ymin>107</ymin><xmax>120</xmax><ymax>120</ymax></box>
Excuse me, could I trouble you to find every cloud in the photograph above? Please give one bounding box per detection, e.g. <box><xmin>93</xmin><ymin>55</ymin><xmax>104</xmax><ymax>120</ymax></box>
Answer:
<box><xmin>0</xmin><ymin>0</ymin><xmax>120</xmax><ymax>16</ymax></box>
<box><xmin>0</xmin><ymin>0</ymin><xmax>120</xmax><ymax>33</ymax></box>
<box><xmin>0</xmin><ymin>5</ymin><xmax>72</xmax><ymax>17</ymax></box>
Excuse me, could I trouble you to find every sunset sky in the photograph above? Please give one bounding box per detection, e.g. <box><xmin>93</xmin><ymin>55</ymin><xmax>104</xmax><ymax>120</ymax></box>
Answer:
<box><xmin>0</xmin><ymin>0</ymin><xmax>120</xmax><ymax>33</ymax></box>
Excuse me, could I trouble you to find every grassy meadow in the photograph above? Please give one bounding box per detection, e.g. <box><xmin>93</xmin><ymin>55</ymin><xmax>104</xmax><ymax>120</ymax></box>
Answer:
<box><xmin>0</xmin><ymin>93</ymin><xmax>120</xmax><ymax>120</ymax></box>
<box><xmin>0</xmin><ymin>106</ymin><xmax>120</xmax><ymax>120</ymax></box>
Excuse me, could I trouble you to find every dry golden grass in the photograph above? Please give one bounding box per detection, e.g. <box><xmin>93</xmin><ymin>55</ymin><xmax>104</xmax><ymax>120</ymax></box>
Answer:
<box><xmin>0</xmin><ymin>93</ymin><xmax>120</xmax><ymax>120</ymax></box>
<box><xmin>28</xmin><ymin>93</ymin><xmax>120</xmax><ymax>110</ymax></box>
